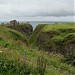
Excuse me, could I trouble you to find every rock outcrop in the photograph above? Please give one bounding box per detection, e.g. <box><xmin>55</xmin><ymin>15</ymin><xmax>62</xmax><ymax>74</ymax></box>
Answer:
<box><xmin>7</xmin><ymin>23</ymin><xmax>33</xmax><ymax>38</ymax></box>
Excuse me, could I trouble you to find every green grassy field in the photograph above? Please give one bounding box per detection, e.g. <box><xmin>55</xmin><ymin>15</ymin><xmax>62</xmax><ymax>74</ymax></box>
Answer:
<box><xmin>42</xmin><ymin>23</ymin><xmax>75</xmax><ymax>32</ymax></box>
<box><xmin>0</xmin><ymin>23</ymin><xmax>75</xmax><ymax>75</ymax></box>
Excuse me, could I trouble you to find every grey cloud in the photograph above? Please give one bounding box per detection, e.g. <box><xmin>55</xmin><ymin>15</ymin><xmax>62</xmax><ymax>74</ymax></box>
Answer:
<box><xmin>0</xmin><ymin>0</ymin><xmax>74</xmax><ymax>21</ymax></box>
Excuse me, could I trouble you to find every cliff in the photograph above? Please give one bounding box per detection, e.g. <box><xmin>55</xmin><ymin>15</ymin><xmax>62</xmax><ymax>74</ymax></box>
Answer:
<box><xmin>7</xmin><ymin>23</ymin><xmax>33</xmax><ymax>38</ymax></box>
<box><xmin>29</xmin><ymin>23</ymin><xmax>75</xmax><ymax>57</ymax></box>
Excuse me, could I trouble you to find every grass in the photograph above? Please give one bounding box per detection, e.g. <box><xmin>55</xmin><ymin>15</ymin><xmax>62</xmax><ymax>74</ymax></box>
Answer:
<box><xmin>1</xmin><ymin>45</ymin><xmax>75</xmax><ymax>75</ymax></box>
<box><xmin>29</xmin><ymin>23</ymin><xmax>75</xmax><ymax>56</ymax></box>
<box><xmin>0</xmin><ymin>24</ymin><xmax>75</xmax><ymax>75</ymax></box>
<box><xmin>42</xmin><ymin>23</ymin><xmax>75</xmax><ymax>32</ymax></box>
<box><xmin>0</xmin><ymin>26</ymin><xmax>27</xmax><ymax>50</ymax></box>
<box><xmin>7</xmin><ymin>23</ymin><xmax>33</xmax><ymax>38</ymax></box>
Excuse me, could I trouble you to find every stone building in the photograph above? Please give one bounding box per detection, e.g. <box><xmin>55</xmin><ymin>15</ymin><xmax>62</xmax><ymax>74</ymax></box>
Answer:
<box><xmin>10</xmin><ymin>20</ymin><xmax>17</xmax><ymax>26</ymax></box>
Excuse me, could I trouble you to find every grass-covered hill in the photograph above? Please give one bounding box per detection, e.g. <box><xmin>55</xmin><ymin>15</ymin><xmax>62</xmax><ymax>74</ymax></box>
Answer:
<box><xmin>0</xmin><ymin>24</ymin><xmax>75</xmax><ymax>75</ymax></box>
<box><xmin>7</xmin><ymin>23</ymin><xmax>33</xmax><ymax>38</ymax></box>
<box><xmin>29</xmin><ymin>23</ymin><xmax>75</xmax><ymax>57</ymax></box>
<box><xmin>0</xmin><ymin>26</ymin><xmax>28</xmax><ymax>49</ymax></box>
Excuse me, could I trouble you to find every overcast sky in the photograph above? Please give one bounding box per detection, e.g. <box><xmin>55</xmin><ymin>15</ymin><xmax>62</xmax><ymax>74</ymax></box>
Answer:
<box><xmin>0</xmin><ymin>0</ymin><xmax>75</xmax><ymax>21</ymax></box>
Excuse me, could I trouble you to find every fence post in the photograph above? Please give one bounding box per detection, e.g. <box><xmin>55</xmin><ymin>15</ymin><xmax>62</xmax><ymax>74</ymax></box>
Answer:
<box><xmin>24</xmin><ymin>50</ymin><xmax>26</xmax><ymax>66</ymax></box>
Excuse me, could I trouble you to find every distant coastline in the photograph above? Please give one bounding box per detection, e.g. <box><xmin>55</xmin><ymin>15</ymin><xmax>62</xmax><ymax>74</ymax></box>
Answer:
<box><xmin>0</xmin><ymin>21</ymin><xmax>74</xmax><ymax>29</ymax></box>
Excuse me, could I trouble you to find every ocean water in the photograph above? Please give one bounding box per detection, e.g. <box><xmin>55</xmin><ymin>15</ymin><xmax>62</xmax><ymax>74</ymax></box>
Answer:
<box><xmin>29</xmin><ymin>21</ymin><xmax>69</xmax><ymax>30</ymax></box>
<box><xmin>29</xmin><ymin>21</ymin><xmax>55</xmax><ymax>29</ymax></box>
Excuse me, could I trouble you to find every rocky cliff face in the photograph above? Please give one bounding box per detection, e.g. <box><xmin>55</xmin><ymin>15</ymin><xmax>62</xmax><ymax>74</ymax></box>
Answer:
<box><xmin>6</xmin><ymin>23</ymin><xmax>75</xmax><ymax>57</ymax></box>
<box><xmin>29</xmin><ymin>23</ymin><xmax>75</xmax><ymax>57</ymax></box>
<box><xmin>7</xmin><ymin>23</ymin><xmax>33</xmax><ymax>38</ymax></box>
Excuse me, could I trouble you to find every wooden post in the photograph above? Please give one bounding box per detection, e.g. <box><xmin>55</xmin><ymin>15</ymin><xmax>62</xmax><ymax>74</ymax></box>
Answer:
<box><xmin>24</xmin><ymin>50</ymin><xmax>26</xmax><ymax>66</ymax></box>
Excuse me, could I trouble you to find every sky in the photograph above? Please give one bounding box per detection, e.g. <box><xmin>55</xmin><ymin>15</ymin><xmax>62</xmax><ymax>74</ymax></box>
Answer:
<box><xmin>0</xmin><ymin>0</ymin><xmax>75</xmax><ymax>22</ymax></box>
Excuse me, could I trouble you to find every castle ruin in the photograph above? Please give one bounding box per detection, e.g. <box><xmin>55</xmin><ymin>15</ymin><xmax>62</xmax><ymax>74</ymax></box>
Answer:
<box><xmin>10</xmin><ymin>20</ymin><xmax>17</xmax><ymax>26</ymax></box>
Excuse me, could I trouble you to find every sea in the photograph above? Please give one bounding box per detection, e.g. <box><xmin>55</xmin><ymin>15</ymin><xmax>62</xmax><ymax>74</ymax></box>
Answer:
<box><xmin>27</xmin><ymin>21</ymin><xmax>72</xmax><ymax>30</ymax></box>
<box><xmin>29</xmin><ymin>21</ymin><xmax>55</xmax><ymax>29</ymax></box>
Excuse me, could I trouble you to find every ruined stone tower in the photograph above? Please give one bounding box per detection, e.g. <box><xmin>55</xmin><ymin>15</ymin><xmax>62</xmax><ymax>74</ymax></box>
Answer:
<box><xmin>10</xmin><ymin>20</ymin><xmax>17</xmax><ymax>26</ymax></box>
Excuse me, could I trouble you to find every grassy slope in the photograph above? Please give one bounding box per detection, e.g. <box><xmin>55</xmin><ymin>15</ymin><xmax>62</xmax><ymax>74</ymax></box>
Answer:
<box><xmin>29</xmin><ymin>23</ymin><xmax>75</xmax><ymax>43</ymax></box>
<box><xmin>7</xmin><ymin>23</ymin><xmax>33</xmax><ymax>38</ymax></box>
<box><xmin>0</xmin><ymin>25</ymin><xmax>75</xmax><ymax>75</ymax></box>
<box><xmin>29</xmin><ymin>23</ymin><xmax>75</xmax><ymax>55</ymax></box>
<box><xmin>28</xmin><ymin>24</ymin><xmax>45</xmax><ymax>46</ymax></box>
<box><xmin>42</xmin><ymin>23</ymin><xmax>75</xmax><ymax>44</ymax></box>
<box><xmin>0</xmin><ymin>26</ymin><xmax>28</xmax><ymax>50</ymax></box>
<box><xmin>42</xmin><ymin>23</ymin><xmax>75</xmax><ymax>31</ymax></box>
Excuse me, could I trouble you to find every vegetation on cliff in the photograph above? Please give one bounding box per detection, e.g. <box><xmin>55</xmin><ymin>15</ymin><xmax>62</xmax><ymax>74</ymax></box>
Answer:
<box><xmin>7</xmin><ymin>23</ymin><xmax>33</xmax><ymax>38</ymax></box>
<box><xmin>0</xmin><ymin>23</ymin><xmax>75</xmax><ymax>75</ymax></box>
<box><xmin>29</xmin><ymin>23</ymin><xmax>75</xmax><ymax>57</ymax></box>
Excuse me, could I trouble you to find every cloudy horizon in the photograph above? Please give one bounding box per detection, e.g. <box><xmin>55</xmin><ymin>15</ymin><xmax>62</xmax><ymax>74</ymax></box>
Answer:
<box><xmin>0</xmin><ymin>0</ymin><xmax>75</xmax><ymax>22</ymax></box>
